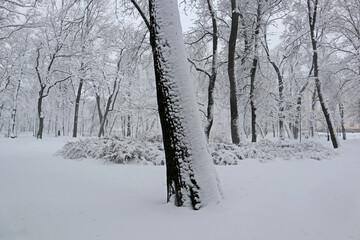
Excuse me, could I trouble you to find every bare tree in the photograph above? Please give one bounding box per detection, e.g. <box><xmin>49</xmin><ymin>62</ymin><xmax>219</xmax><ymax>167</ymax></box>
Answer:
<box><xmin>307</xmin><ymin>0</ymin><xmax>339</xmax><ymax>148</ymax></box>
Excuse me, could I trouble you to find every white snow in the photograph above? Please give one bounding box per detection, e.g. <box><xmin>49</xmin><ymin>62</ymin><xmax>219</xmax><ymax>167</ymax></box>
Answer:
<box><xmin>1</xmin><ymin>135</ymin><xmax>360</xmax><ymax>240</ymax></box>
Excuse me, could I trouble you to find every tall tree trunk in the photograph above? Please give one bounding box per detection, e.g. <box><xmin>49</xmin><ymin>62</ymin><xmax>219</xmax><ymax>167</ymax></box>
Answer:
<box><xmin>228</xmin><ymin>0</ymin><xmax>241</xmax><ymax>144</ymax></box>
<box><xmin>204</xmin><ymin>0</ymin><xmax>218</xmax><ymax>140</ymax></box>
<box><xmin>149</xmin><ymin>0</ymin><xmax>221</xmax><ymax>209</ymax></box>
<box><xmin>249</xmin><ymin>1</ymin><xmax>261</xmax><ymax>143</ymax></box>
<box><xmin>72</xmin><ymin>78</ymin><xmax>83</xmax><ymax>138</ymax></box>
<box><xmin>307</xmin><ymin>0</ymin><xmax>339</xmax><ymax>148</ymax></box>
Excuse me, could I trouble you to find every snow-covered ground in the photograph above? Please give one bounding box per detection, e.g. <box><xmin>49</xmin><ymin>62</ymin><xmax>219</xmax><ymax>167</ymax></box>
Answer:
<box><xmin>1</xmin><ymin>135</ymin><xmax>359</xmax><ymax>240</ymax></box>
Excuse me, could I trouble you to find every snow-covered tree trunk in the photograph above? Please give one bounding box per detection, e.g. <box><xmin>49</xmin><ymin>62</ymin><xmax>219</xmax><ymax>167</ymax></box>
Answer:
<box><xmin>149</xmin><ymin>0</ymin><xmax>222</xmax><ymax>209</ymax></box>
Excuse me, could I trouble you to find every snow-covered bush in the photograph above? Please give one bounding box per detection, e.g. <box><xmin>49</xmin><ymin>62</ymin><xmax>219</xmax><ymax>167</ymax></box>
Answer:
<box><xmin>57</xmin><ymin>137</ymin><xmax>164</xmax><ymax>165</ymax></box>
<box><xmin>57</xmin><ymin>137</ymin><xmax>334</xmax><ymax>165</ymax></box>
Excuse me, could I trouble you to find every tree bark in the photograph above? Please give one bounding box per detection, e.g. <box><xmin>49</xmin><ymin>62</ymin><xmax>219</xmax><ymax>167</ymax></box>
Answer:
<box><xmin>72</xmin><ymin>78</ymin><xmax>83</xmax><ymax>138</ymax></box>
<box><xmin>228</xmin><ymin>0</ymin><xmax>241</xmax><ymax>144</ymax></box>
<box><xmin>249</xmin><ymin>1</ymin><xmax>262</xmax><ymax>143</ymax></box>
<box><xmin>204</xmin><ymin>0</ymin><xmax>218</xmax><ymax>141</ymax></box>
<box><xmin>339</xmin><ymin>103</ymin><xmax>346</xmax><ymax>140</ymax></box>
<box><xmin>250</xmin><ymin>57</ymin><xmax>258</xmax><ymax>143</ymax></box>
<box><xmin>149</xmin><ymin>0</ymin><xmax>221</xmax><ymax>209</ymax></box>
<box><xmin>36</xmin><ymin>86</ymin><xmax>45</xmax><ymax>139</ymax></box>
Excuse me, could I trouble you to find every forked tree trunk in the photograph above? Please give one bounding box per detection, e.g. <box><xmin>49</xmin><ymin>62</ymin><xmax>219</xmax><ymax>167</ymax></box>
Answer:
<box><xmin>149</xmin><ymin>0</ymin><xmax>221</xmax><ymax>209</ymax></box>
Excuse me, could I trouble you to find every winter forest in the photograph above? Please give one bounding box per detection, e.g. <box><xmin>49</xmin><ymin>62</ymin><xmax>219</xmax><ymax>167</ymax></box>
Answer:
<box><xmin>1</xmin><ymin>0</ymin><xmax>360</xmax><ymax>239</ymax></box>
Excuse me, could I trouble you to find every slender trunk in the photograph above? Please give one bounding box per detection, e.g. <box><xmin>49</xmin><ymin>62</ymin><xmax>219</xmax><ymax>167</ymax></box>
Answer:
<box><xmin>204</xmin><ymin>0</ymin><xmax>218</xmax><ymax>140</ymax></box>
<box><xmin>72</xmin><ymin>78</ymin><xmax>84</xmax><ymax>138</ymax></box>
<box><xmin>10</xmin><ymin>79</ymin><xmax>21</xmax><ymax>138</ymax></box>
<box><xmin>127</xmin><ymin>115</ymin><xmax>131</xmax><ymax>137</ymax></box>
<box><xmin>307</xmin><ymin>0</ymin><xmax>339</xmax><ymax>148</ymax></box>
<box><xmin>96</xmin><ymin>93</ymin><xmax>103</xmax><ymax>124</ymax></box>
<box><xmin>89</xmin><ymin>105</ymin><xmax>96</xmax><ymax>136</ymax></box>
<box><xmin>228</xmin><ymin>0</ymin><xmax>240</xmax><ymax>144</ymax></box>
<box><xmin>294</xmin><ymin>96</ymin><xmax>302</xmax><ymax>140</ymax></box>
<box><xmin>249</xmin><ymin>1</ymin><xmax>261</xmax><ymax>143</ymax></box>
<box><xmin>339</xmin><ymin>103</ymin><xmax>346</xmax><ymax>140</ymax></box>
<box><xmin>272</xmin><ymin>121</ymin><xmax>276</xmax><ymax>138</ymax></box>
<box><xmin>250</xmin><ymin>58</ymin><xmax>257</xmax><ymax>143</ymax></box>
<box><xmin>263</xmin><ymin>31</ymin><xmax>285</xmax><ymax>140</ymax></box>
<box><xmin>37</xmin><ymin>87</ymin><xmax>45</xmax><ymax>139</ymax></box>
<box><xmin>310</xmin><ymin>86</ymin><xmax>316</xmax><ymax>137</ymax></box>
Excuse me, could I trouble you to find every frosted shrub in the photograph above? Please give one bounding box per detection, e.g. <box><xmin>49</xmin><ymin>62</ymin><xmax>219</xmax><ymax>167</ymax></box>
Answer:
<box><xmin>57</xmin><ymin>137</ymin><xmax>164</xmax><ymax>165</ymax></box>
<box><xmin>57</xmin><ymin>138</ymin><xmax>334</xmax><ymax>165</ymax></box>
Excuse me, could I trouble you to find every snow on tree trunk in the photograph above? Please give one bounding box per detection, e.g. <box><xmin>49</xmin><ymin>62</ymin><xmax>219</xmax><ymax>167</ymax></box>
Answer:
<box><xmin>149</xmin><ymin>0</ymin><xmax>222</xmax><ymax>209</ymax></box>
<box><xmin>204</xmin><ymin>0</ymin><xmax>218</xmax><ymax>141</ymax></box>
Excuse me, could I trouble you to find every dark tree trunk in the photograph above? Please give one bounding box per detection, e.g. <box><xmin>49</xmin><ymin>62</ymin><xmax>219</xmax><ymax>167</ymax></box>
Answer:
<box><xmin>339</xmin><ymin>103</ymin><xmax>346</xmax><ymax>140</ymax></box>
<box><xmin>310</xmin><ymin>86</ymin><xmax>316</xmax><ymax>137</ymax></box>
<box><xmin>204</xmin><ymin>0</ymin><xmax>218</xmax><ymax>141</ymax></box>
<box><xmin>294</xmin><ymin>96</ymin><xmax>302</xmax><ymax>140</ymax></box>
<box><xmin>127</xmin><ymin>115</ymin><xmax>131</xmax><ymax>137</ymax></box>
<box><xmin>72</xmin><ymin>78</ymin><xmax>84</xmax><ymax>138</ymax></box>
<box><xmin>249</xmin><ymin>57</ymin><xmax>257</xmax><ymax>143</ymax></box>
<box><xmin>249</xmin><ymin>1</ymin><xmax>261</xmax><ymax>143</ymax></box>
<box><xmin>307</xmin><ymin>0</ymin><xmax>339</xmax><ymax>148</ymax></box>
<box><xmin>36</xmin><ymin>87</ymin><xmax>45</xmax><ymax>139</ymax></box>
<box><xmin>228</xmin><ymin>0</ymin><xmax>241</xmax><ymax>144</ymax></box>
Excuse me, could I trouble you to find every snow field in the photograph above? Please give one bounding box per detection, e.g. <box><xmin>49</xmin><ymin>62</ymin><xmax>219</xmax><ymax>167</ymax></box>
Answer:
<box><xmin>0</xmin><ymin>136</ymin><xmax>359</xmax><ymax>240</ymax></box>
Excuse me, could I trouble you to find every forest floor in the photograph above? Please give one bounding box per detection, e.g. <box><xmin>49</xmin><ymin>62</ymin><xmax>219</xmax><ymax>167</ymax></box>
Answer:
<box><xmin>0</xmin><ymin>134</ymin><xmax>359</xmax><ymax>240</ymax></box>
